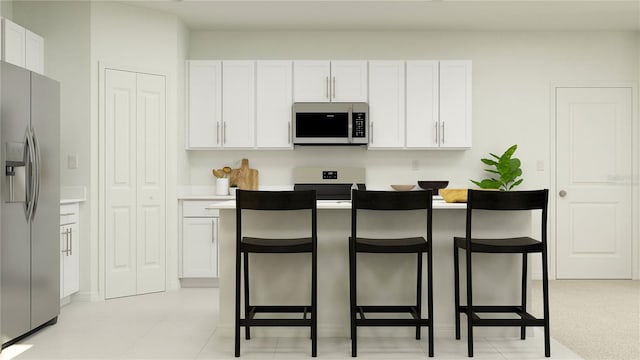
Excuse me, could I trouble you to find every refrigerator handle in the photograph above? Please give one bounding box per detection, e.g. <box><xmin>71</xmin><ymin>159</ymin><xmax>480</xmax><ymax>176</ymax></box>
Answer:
<box><xmin>23</xmin><ymin>128</ymin><xmax>36</xmax><ymax>221</ymax></box>
<box><xmin>30</xmin><ymin>128</ymin><xmax>42</xmax><ymax>221</ymax></box>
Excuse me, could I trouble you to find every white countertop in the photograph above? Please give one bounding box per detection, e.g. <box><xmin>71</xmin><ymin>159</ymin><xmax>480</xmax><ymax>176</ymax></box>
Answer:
<box><xmin>207</xmin><ymin>199</ymin><xmax>466</xmax><ymax>210</ymax></box>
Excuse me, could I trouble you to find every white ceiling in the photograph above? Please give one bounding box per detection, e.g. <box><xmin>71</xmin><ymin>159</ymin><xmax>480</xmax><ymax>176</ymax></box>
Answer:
<box><xmin>119</xmin><ymin>0</ymin><xmax>640</xmax><ymax>31</ymax></box>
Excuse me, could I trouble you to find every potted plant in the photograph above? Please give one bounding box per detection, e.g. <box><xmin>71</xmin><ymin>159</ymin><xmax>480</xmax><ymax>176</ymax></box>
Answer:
<box><xmin>470</xmin><ymin>144</ymin><xmax>523</xmax><ymax>191</ymax></box>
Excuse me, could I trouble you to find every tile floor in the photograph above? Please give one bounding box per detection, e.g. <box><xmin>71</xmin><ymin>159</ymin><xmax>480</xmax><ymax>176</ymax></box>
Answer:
<box><xmin>1</xmin><ymin>288</ymin><xmax>581</xmax><ymax>359</ymax></box>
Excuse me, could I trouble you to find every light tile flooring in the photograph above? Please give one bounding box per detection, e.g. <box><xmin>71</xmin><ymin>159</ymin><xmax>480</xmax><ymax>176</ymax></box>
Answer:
<box><xmin>1</xmin><ymin>288</ymin><xmax>581</xmax><ymax>359</ymax></box>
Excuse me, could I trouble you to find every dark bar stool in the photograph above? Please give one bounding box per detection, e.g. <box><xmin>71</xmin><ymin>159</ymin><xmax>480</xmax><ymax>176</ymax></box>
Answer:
<box><xmin>349</xmin><ymin>189</ymin><xmax>434</xmax><ymax>357</ymax></box>
<box><xmin>235</xmin><ymin>190</ymin><xmax>317</xmax><ymax>357</ymax></box>
<box><xmin>453</xmin><ymin>189</ymin><xmax>550</xmax><ymax>357</ymax></box>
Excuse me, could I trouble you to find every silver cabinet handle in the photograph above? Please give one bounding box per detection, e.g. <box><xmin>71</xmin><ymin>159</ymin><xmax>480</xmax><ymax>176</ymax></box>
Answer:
<box><xmin>223</xmin><ymin>122</ymin><xmax>227</xmax><ymax>145</ymax></box>
<box><xmin>216</xmin><ymin>122</ymin><xmax>220</xmax><ymax>144</ymax></box>
<box><xmin>434</xmin><ymin>122</ymin><xmax>439</xmax><ymax>143</ymax></box>
<box><xmin>288</xmin><ymin>122</ymin><xmax>291</xmax><ymax>144</ymax></box>
<box><xmin>441</xmin><ymin>122</ymin><xmax>445</xmax><ymax>144</ymax></box>
<box><xmin>559</xmin><ymin>190</ymin><xmax>567</xmax><ymax>197</ymax></box>
<box><xmin>211</xmin><ymin>219</ymin><xmax>215</xmax><ymax>243</ymax></box>
<box><xmin>325</xmin><ymin>76</ymin><xmax>329</xmax><ymax>99</ymax></box>
<box><xmin>61</xmin><ymin>227</ymin><xmax>67</xmax><ymax>254</ymax></box>
<box><xmin>69</xmin><ymin>227</ymin><xmax>72</xmax><ymax>256</ymax></box>
<box><xmin>370</xmin><ymin>122</ymin><xmax>373</xmax><ymax>144</ymax></box>
<box><xmin>332</xmin><ymin>76</ymin><xmax>336</xmax><ymax>99</ymax></box>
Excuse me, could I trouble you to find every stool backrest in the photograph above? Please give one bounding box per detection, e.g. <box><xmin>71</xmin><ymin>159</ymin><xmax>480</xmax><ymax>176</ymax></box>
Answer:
<box><xmin>352</xmin><ymin>189</ymin><xmax>433</xmax><ymax>211</ymax></box>
<box><xmin>351</xmin><ymin>190</ymin><xmax>433</xmax><ymax>240</ymax></box>
<box><xmin>466</xmin><ymin>189</ymin><xmax>549</xmax><ymax>243</ymax></box>
<box><xmin>236</xmin><ymin>190</ymin><xmax>317</xmax><ymax>243</ymax></box>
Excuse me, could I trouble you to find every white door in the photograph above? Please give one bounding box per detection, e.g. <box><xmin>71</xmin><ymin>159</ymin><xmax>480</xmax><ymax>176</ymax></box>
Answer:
<box><xmin>556</xmin><ymin>87</ymin><xmax>633</xmax><ymax>279</ymax></box>
<box><xmin>24</xmin><ymin>29</ymin><xmax>44</xmax><ymax>74</ymax></box>
<box><xmin>256</xmin><ymin>61</ymin><xmax>293</xmax><ymax>148</ymax></box>
<box><xmin>293</xmin><ymin>61</ymin><xmax>331</xmax><ymax>102</ymax></box>
<box><xmin>105</xmin><ymin>69</ymin><xmax>166</xmax><ymax>298</ymax></box>
<box><xmin>330</xmin><ymin>61</ymin><xmax>368</xmax><ymax>102</ymax></box>
<box><xmin>222</xmin><ymin>61</ymin><xmax>255</xmax><ymax>148</ymax></box>
<box><xmin>2</xmin><ymin>18</ymin><xmax>26</xmax><ymax>67</ymax></box>
<box><xmin>136</xmin><ymin>73</ymin><xmax>166</xmax><ymax>294</ymax></box>
<box><xmin>368</xmin><ymin>61</ymin><xmax>405</xmax><ymax>149</ymax></box>
<box><xmin>105</xmin><ymin>69</ymin><xmax>137</xmax><ymax>298</ymax></box>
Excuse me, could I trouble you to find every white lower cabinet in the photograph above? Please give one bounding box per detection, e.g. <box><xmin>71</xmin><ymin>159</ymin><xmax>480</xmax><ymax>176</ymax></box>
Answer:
<box><xmin>60</xmin><ymin>203</ymin><xmax>79</xmax><ymax>300</ymax></box>
<box><xmin>182</xmin><ymin>201</ymin><xmax>219</xmax><ymax>278</ymax></box>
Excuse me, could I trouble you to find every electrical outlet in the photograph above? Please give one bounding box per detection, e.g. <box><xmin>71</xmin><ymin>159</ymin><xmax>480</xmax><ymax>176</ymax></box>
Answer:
<box><xmin>536</xmin><ymin>160</ymin><xmax>544</xmax><ymax>171</ymax></box>
<box><xmin>411</xmin><ymin>160</ymin><xmax>419</xmax><ymax>171</ymax></box>
<box><xmin>67</xmin><ymin>154</ymin><xmax>78</xmax><ymax>169</ymax></box>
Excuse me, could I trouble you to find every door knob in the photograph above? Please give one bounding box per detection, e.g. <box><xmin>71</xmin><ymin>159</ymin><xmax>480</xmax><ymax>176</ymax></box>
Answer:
<box><xmin>559</xmin><ymin>190</ymin><xmax>567</xmax><ymax>197</ymax></box>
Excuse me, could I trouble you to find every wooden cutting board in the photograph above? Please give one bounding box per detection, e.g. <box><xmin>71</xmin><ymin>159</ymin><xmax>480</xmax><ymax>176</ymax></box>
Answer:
<box><xmin>229</xmin><ymin>159</ymin><xmax>259</xmax><ymax>190</ymax></box>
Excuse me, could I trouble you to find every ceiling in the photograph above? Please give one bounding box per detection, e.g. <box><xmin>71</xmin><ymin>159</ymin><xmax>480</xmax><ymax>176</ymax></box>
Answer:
<box><xmin>119</xmin><ymin>0</ymin><xmax>640</xmax><ymax>31</ymax></box>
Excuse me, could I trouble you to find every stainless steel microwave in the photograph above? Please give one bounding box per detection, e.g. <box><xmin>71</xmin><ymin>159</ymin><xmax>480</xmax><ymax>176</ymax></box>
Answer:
<box><xmin>292</xmin><ymin>102</ymin><xmax>368</xmax><ymax>145</ymax></box>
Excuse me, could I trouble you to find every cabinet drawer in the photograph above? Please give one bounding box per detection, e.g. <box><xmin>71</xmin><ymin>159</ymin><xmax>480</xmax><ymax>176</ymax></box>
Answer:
<box><xmin>183</xmin><ymin>201</ymin><xmax>221</xmax><ymax>217</ymax></box>
<box><xmin>60</xmin><ymin>204</ymin><xmax>79</xmax><ymax>225</ymax></box>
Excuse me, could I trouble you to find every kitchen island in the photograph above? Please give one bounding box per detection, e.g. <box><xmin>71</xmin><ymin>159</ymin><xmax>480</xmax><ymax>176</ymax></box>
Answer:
<box><xmin>211</xmin><ymin>199</ymin><xmax>533</xmax><ymax>338</ymax></box>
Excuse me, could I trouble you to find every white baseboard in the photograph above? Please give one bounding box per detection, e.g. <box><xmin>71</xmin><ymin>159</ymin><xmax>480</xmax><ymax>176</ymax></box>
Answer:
<box><xmin>180</xmin><ymin>277</ymin><xmax>219</xmax><ymax>288</ymax></box>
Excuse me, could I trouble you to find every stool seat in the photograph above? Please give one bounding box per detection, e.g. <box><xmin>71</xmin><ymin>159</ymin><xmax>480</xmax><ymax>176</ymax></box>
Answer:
<box><xmin>454</xmin><ymin>236</ymin><xmax>542</xmax><ymax>253</ymax></box>
<box><xmin>354</xmin><ymin>237</ymin><xmax>428</xmax><ymax>253</ymax></box>
<box><xmin>241</xmin><ymin>237</ymin><xmax>313</xmax><ymax>253</ymax></box>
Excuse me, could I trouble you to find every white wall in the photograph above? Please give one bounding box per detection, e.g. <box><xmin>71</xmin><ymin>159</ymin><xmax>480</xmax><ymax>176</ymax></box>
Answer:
<box><xmin>90</xmin><ymin>1</ymin><xmax>187</xmax><ymax>298</ymax></box>
<box><xmin>187</xmin><ymin>31</ymin><xmax>638</xmax><ymax>192</ymax></box>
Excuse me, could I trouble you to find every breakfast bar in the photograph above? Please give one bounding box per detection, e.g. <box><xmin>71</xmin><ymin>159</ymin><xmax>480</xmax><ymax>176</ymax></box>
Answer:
<box><xmin>212</xmin><ymin>199</ymin><xmax>533</xmax><ymax>338</ymax></box>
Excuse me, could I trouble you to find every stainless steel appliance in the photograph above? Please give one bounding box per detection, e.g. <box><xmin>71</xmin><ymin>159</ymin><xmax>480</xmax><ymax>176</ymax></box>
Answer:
<box><xmin>293</xmin><ymin>167</ymin><xmax>365</xmax><ymax>200</ymax></box>
<box><xmin>292</xmin><ymin>102</ymin><xmax>368</xmax><ymax>145</ymax></box>
<box><xmin>1</xmin><ymin>61</ymin><xmax>60</xmax><ymax>347</ymax></box>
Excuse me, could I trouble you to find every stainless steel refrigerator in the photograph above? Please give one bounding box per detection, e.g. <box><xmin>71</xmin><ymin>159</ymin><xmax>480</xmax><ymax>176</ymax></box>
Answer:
<box><xmin>1</xmin><ymin>61</ymin><xmax>60</xmax><ymax>347</ymax></box>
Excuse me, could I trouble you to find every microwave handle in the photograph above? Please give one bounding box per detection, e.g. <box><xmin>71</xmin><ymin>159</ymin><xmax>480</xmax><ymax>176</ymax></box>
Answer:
<box><xmin>347</xmin><ymin>105</ymin><xmax>353</xmax><ymax>144</ymax></box>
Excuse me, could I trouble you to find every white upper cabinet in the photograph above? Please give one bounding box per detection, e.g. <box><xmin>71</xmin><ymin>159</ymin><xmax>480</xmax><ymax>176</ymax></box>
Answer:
<box><xmin>256</xmin><ymin>61</ymin><xmax>293</xmax><ymax>149</ymax></box>
<box><xmin>25</xmin><ymin>29</ymin><xmax>44</xmax><ymax>74</ymax></box>
<box><xmin>368</xmin><ymin>61</ymin><xmax>405</xmax><ymax>149</ymax></box>
<box><xmin>439</xmin><ymin>60</ymin><xmax>472</xmax><ymax>148</ymax></box>
<box><xmin>3</xmin><ymin>18</ymin><xmax>26</xmax><ymax>68</ymax></box>
<box><xmin>406</xmin><ymin>61</ymin><xmax>439</xmax><ymax>148</ymax></box>
<box><xmin>330</xmin><ymin>61</ymin><xmax>368</xmax><ymax>102</ymax></box>
<box><xmin>187</xmin><ymin>60</ymin><xmax>222</xmax><ymax>149</ymax></box>
<box><xmin>222</xmin><ymin>61</ymin><xmax>256</xmax><ymax>148</ymax></box>
<box><xmin>1</xmin><ymin>18</ymin><xmax>44</xmax><ymax>74</ymax></box>
<box><xmin>293</xmin><ymin>60</ymin><xmax>367</xmax><ymax>102</ymax></box>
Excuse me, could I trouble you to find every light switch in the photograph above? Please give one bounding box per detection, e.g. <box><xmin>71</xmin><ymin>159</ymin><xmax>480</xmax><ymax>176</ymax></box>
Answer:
<box><xmin>536</xmin><ymin>160</ymin><xmax>544</xmax><ymax>171</ymax></box>
<box><xmin>67</xmin><ymin>154</ymin><xmax>78</xmax><ymax>169</ymax></box>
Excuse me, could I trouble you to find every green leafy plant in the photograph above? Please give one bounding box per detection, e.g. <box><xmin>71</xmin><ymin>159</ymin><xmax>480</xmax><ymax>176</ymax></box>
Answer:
<box><xmin>470</xmin><ymin>144</ymin><xmax>523</xmax><ymax>191</ymax></box>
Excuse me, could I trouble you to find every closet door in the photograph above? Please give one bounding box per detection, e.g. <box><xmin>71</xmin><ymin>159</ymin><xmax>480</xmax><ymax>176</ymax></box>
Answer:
<box><xmin>105</xmin><ymin>69</ymin><xmax>138</xmax><ymax>299</ymax></box>
<box><xmin>136</xmin><ymin>73</ymin><xmax>166</xmax><ymax>294</ymax></box>
<box><xmin>105</xmin><ymin>69</ymin><xmax>166</xmax><ymax>299</ymax></box>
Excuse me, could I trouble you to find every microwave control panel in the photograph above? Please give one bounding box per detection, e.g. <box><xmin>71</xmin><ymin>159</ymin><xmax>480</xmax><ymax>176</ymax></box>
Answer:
<box><xmin>352</xmin><ymin>113</ymin><xmax>366</xmax><ymax>138</ymax></box>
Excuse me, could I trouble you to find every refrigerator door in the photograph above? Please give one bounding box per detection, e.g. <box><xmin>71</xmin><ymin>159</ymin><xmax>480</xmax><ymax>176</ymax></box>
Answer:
<box><xmin>1</xmin><ymin>61</ymin><xmax>32</xmax><ymax>344</ymax></box>
<box><xmin>29</xmin><ymin>71</ymin><xmax>60</xmax><ymax>328</ymax></box>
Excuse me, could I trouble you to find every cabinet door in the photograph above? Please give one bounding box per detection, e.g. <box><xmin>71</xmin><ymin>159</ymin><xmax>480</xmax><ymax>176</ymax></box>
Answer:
<box><xmin>187</xmin><ymin>60</ymin><xmax>222</xmax><ymax>149</ymax></box>
<box><xmin>3</xmin><ymin>18</ymin><xmax>26</xmax><ymax>67</ymax></box>
<box><xmin>62</xmin><ymin>223</ymin><xmax>79</xmax><ymax>297</ymax></box>
<box><xmin>222</xmin><ymin>61</ymin><xmax>255</xmax><ymax>148</ymax></box>
<box><xmin>330</xmin><ymin>61</ymin><xmax>368</xmax><ymax>102</ymax></box>
<box><xmin>368</xmin><ymin>61</ymin><xmax>405</xmax><ymax>149</ymax></box>
<box><xmin>182</xmin><ymin>217</ymin><xmax>218</xmax><ymax>278</ymax></box>
<box><xmin>25</xmin><ymin>29</ymin><xmax>44</xmax><ymax>74</ymax></box>
<box><xmin>439</xmin><ymin>60</ymin><xmax>472</xmax><ymax>148</ymax></box>
<box><xmin>293</xmin><ymin>61</ymin><xmax>330</xmax><ymax>102</ymax></box>
<box><xmin>406</xmin><ymin>61</ymin><xmax>439</xmax><ymax>148</ymax></box>
<box><xmin>256</xmin><ymin>61</ymin><xmax>293</xmax><ymax>149</ymax></box>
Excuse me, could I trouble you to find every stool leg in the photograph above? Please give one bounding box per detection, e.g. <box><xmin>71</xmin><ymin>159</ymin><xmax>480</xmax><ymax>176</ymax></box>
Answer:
<box><xmin>416</xmin><ymin>252</ymin><xmax>423</xmax><ymax>340</ymax></box>
<box><xmin>312</xmin><ymin>248</ymin><xmax>318</xmax><ymax>357</ymax></box>
<box><xmin>521</xmin><ymin>253</ymin><xmax>528</xmax><ymax>340</ymax></box>
<box><xmin>427</xmin><ymin>248</ymin><xmax>434</xmax><ymax>357</ymax></box>
<box><xmin>466</xmin><ymin>250</ymin><xmax>474</xmax><ymax>358</ymax></box>
<box><xmin>542</xmin><ymin>250</ymin><xmax>551</xmax><ymax>357</ymax></box>
<box><xmin>349</xmin><ymin>247</ymin><xmax>357</xmax><ymax>357</ymax></box>
<box><xmin>244</xmin><ymin>252</ymin><xmax>251</xmax><ymax>340</ymax></box>
<box><xmin>235</xmin><ymin>249</ymin><xmax>241</xmax><ymax>357</ymax></box>
<box><xmin>453</xmin><ymin>244</ymin><xmax>461</xmax><ymax>340</ymax></box>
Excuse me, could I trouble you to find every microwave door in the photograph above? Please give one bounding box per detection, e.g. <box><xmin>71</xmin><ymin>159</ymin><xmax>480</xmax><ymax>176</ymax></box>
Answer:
<box><xmin>294</xmin><ymin>112</ymin><xmax>349</xmax><ymax>144</ymax></box>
